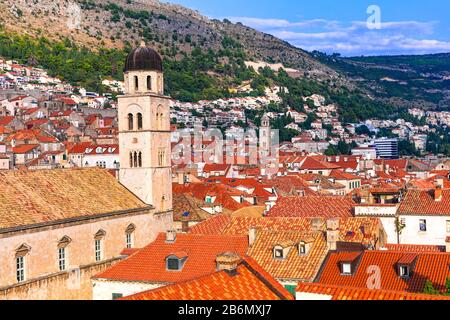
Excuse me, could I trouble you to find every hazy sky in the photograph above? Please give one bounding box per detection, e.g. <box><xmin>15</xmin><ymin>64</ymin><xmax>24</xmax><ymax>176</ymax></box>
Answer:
<box><xmin>166</xmin><ymin>0</ymin><xmax>450</xmax><ymax>56</ymax></box>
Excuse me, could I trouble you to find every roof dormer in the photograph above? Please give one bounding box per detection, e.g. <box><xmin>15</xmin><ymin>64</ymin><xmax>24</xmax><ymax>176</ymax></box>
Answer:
<box><xmin>298</xmin><ymin>238</ymin><xmax>314</xmax><ymax>256</ymax></box>
<box><xmin>273</xmin><ymin>240</ymin><xmax>295</xmax><ymax>260</ymax></box>
<box><xmin>166</xmin><ymin>252</ymin><xmax>188</xmax><ymax>271</ymax></box>
<box><xmin>397</xmin><ymin>254</ymin><xmax>417</xmax><ymax>279</ymax></box>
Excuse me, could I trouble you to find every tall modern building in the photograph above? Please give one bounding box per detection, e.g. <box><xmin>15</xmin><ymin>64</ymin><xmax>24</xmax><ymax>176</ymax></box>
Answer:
<box><xmin>374</xmin><ymin>138</ymin><xmax>399</xmax><ymax>159</ymax></box>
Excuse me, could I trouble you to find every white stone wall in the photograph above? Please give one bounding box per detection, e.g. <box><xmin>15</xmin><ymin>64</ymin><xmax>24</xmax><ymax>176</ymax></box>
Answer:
<box><xmin>0</xmin><ymin>210</ymin><xmax>172</xmax><ymax>288</ymax></box>
<box><xmin>399</xmin><ymin>215</ymin><xmax>450</xmax><ymax>245</ymax></box>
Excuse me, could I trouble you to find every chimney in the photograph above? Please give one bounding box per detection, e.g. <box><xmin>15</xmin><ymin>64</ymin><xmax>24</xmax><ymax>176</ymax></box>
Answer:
<box><xmin>248</xmin><ymin>227</ymin><xmax>257</xmax><ymax>246</ymax></box>
<box><xmin>216</xmin><ymin>252</ymin><xmax>241</xmax><ymax>273</ymax></box>
<box><xmin>326</xmin><ymin>218</ymin><xmax>340</xmax><ymax>251</ymax></box>
<box><xmin>435</xmin><ymin>187</ymin><xmax>443</xmax><ymax>202</ymax></box>
<box><xmin>446</xmin><ymin>237</ymin><xmax>450</xmax><ymax>253</ymax></box>
<box><xmin>311</xmin><ymin>218</ymin><xmax>324</xmax><ymax>232</ymax></box>
<box><xmin>177</xmin><ymin>171</ymin><xmax>185</xmax><ymax>185</ymax></box>
<box><xmin>181</xmin><ymin>221</ymin><xmax>189</xmax><ymax>233</ymax></box>
<box><xmin>165</xmin><ymin>229</ymin><xmax>177</xmax><ymax>243</ymax></box>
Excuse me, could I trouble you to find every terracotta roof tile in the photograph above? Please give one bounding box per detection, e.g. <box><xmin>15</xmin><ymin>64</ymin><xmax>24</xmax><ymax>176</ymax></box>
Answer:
<box><xmin>121</xmin><ymin>257</ymin><xmax>294</xmax><ymax>300</ymax></box>
<box><xmin>318</xmin><ymin>251</ymin><xmax>450</xmax><ymax>293</ymax></box>
<box><xmin>296</xmin><ymin>283</ymin><xmax>450</xmax><ymax>300</ymax></box>
<box><xmin>94</xmin><ymin>233</ymin><xmax>249</xmax><ymax>283</ymax></box>
<box><xmin>0</xmin><ymin>168</ymin><xmax>147</xmax><ymax>230</ymax></box>
<box><xmin>398</xmin><ymin>189</ymin><xmax>450</xmax><ymax>216</ymax></box>
<box><xmin>267</xmin><ymin>196</ymin><xmax>355</xmax><ymax>218</ymax></box>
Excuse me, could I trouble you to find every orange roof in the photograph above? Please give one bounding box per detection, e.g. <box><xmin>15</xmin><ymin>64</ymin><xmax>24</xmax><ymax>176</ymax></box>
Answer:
<box><xmin>190</xmin><ymin>216</ymin><xmax>381</xmax><ymax>246</ymax></box>
<box><xmin>93</xmin><ymin>233</ymin><xmax>249</xmax><ymax>283</ymax></box>
<box><xmin>299</xmin><ymin>157</ymin><xmax>340</xmax><ymax>170</ymax></box>
<box><xmin>296</xmin><ymin>283</ymin><xmax>450</xmax><ymax>300</ymax></box>
<box><xmin>385</xmin><ymin>244</ymin><xmax>446</xmax><ymax>253</ymax></box>
<box><xmin>12</xmin><ymin>144</ymin><xmax>39</xmax><ymax>154</ymax></box>
<box><xmin>374</xmin><ymin>159</ymin><xmax>408</xmax><ymax>170</ymax></box>
<box><xmin>268</xmin><ymin>196</ymin><xmax>355</xmax><ymax>218</ymax></box>
<box><xmin>329</xmin><ymin>169</ymin><xmax>361</xmax><ymax>181</ymax></box>
<box><xmin>398</xmin><ymin>189</ymin><xmax>450</xmax><ymax>216</ymax></box>
<box><xmin>248</xmin><ymin>230</ymin><xmax>328</xmax><ymax>281</ymax></box>
<box><xmin>121</xmin><ymin>257</ymin><xmax>294</xmax><ymax>300</ymax></box>
<box><xmin>0</xmin><ymin>116</ymin><xmax>15</xmax><ymax>126</ymax></box>
<box><xmin>317</xmin><ymin>251</ymin><xmax>450</xmax><ymax>293</ymax></box>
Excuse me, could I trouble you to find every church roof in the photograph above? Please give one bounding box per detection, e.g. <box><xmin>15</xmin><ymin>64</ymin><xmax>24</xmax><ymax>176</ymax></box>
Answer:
<box><xmin>124</xmin><ymin>43</ymin><xmax>163</xmax><ymax>73</ymax></box>
<box><xmin>0</xmin><ymin>168</ymin><xmax>148</xmax><ymax>231</ymax></box>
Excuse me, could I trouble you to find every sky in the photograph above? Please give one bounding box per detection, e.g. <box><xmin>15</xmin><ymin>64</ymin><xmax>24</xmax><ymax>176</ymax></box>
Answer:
<box><xmin>165</xmin><ymin>0</ymin><xmax>450</xmax><ymax>56</ymax></box>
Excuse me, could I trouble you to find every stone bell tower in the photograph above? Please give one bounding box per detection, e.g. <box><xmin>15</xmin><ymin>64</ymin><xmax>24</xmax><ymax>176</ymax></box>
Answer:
<box><xmin>118</xmin><ymin>42</ymin><xmax>172</xmax><ymax>212</ymax></box>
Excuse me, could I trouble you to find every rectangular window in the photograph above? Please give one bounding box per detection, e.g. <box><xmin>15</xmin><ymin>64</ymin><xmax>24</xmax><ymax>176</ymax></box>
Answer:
<box><xmin>126</xmin><ymin>233</ymin><xmax>132</xmax><ymax>249</ymax></box>
<box><xmin>58</xmin><ymin>247</ymin><xmax>66</xmax><ymax>271</ymax></box>
<box><xmin>16</xmin><ymin>256</ymin><xmax>25</xmax><ymax>282</ymax></box>
<box><xmin>419</xmin><ymin>219</ymin><xmax>427</xmax><ymax>232</ymax></box>
<box><xmin>399</xmin><ymin>265</ymin><xmax>409</xmax><ymax>278</ymax></box>
<box><xmin>167</xmin><ymin>258</ymin><xmax>180</xmax><ymax>271</ymax></box>
<box><xmin>95</xmin><ymin>240</ymin><xmax>102</xmax><ymax>262</ymax></box>
<box><xmin>446</xmin><ymin>221</ymin><xmax>450</xmax><ymax>233</ymax></box>
<box><xmin>341</xmin><ymin>263</ymin><xmax>352</xmax><ymax>275</ymax></box>
<box><xmin>274</xmin><ymin>249</ymin><xmax>284</xmax><ymax>259</ymax></box>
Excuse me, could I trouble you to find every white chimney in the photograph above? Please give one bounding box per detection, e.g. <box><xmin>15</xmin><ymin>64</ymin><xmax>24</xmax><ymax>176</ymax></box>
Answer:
<box><xmin>249</xmin><ymin>227</ymin><xmax>257</xmax><ymax>246</ymax></box>
<box><xmin>165</xmin><ymin>229</ymin><xmax>177</xmax><ymax>243</ymax></box>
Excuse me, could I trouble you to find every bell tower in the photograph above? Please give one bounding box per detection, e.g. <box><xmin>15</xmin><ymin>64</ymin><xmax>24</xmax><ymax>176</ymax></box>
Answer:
<box><xmin>118</xmin><ymin>42</ymin><xmax>172</xmax><ymax>212</ymax></box>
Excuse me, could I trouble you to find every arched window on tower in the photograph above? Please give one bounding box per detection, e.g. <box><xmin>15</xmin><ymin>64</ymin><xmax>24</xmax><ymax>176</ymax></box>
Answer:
<box><xmin>146</xmin><ymin>76</ymin><xmax>152</xmax><ymax>91</ymax></box>
<box><xmin>137</xmin><ymin>113</ymin><xmax>143</xmax><ymax>130</ymax></box>
<box><xmin>129</xmin><ymin>152</ymin><xmax>133</xmax><ymax>168</ymax></box>
<box><xmin>138</xmin><ymin>152</ymin><xmax>142</xmax><ymax>167</ymax></box>
<box><xmin>133</xmin><ymin>151</ymin><xmax>138</xmax><ymax>168</ymax></box>
<box><xmin>159</xmin><ymin>112</ymin><xmax>164</xmax><ymax>130</ymax></box>
<box><xmin>128</xmin><ymin>113</ymin><xmax>134</xmax><ymax>130</ymax></box>
<box><xmin>134</xmin><ymin>76</ymin><xmax>139</xmax><ymax>91</ymax></box>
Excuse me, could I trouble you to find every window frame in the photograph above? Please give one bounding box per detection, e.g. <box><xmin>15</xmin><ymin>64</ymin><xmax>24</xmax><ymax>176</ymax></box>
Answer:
<box><xmin>166</xmin><ymin>257</ymin><xmax>181</xmax><ymax>271</ymax></box>
<box><xmin>95</xmin><ymin>239</ymin><xmax>103</xmax><ymax>262</ymax></box>
<box><xmin>341</xmin><ymin>262</ymin><xmax>352</xmax><ymax>275</ymax></box>
<box><xmin>419</xmin><ymin>219</ymin><xmax>427</xmax><ymax>232</ymax></box>
<box><xmin>16</xmin><ymin>256</ymin><xmax>25</xmax><ymax>283</ymax></box>
<box><xmin>399</xmin><ymin>265</ymin><xmax>410</xmax><ymax>278</ymax></box>
<box><xmin>58</xmin><ymin>247</ymin><xmax>66</xmax><ymax>271</ymax></box>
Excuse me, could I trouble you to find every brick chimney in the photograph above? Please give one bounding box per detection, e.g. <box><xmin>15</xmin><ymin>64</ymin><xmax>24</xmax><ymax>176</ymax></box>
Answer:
<box><xmin>216</xmin><ymin>252</ymin><xmax>241</xmax><ymax>272</ymax></box>
<box><xmin>326</xmin><ymin>218</ymin><xmax>340</xmax><ymax>251</ymax></box>
<box><xmin>165</xmin><ymin>229</ymin><xmax>177</xmax><ymax>243</ymax></box>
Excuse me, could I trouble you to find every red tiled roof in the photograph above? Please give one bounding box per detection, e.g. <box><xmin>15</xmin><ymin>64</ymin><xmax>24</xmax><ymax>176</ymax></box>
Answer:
<box><xmin>317</xmin><ymin>251</ymin><xmax>450</xmax><ymax>293</ymax></box>
<box><xmin>329</xmin><ymin>170</ymin><xmax>361</xmax><ymax>181</ymax></box>
<box><xmin>268</xmin><ymin>196</ymin><xmax>355</xmax><ymax>218</ymax></box>
<box><xmin>203</xmin><ymin>163</ymin><xmax>231</xmax><ymax>173</ymax></box>
<box><xmin>0</xmin><ymin>116</ymin><xmax>15</xmax><ymax>126</ymax></box>
<box><xmin>374</xmin><ymin>159</ymin><xmax>408</xmax><ymax>170</ymax></box>
<box><xmin>398</xmin><ymin>189</ymin><xmax>450</xmax><ymax>216</ymax></box>
<box><xmin>50</xmin><ymin>110</ymin><xmax>74</xmax><ymax>118</ymax></box>
<box><xmin>93</xmin><ymin>233</ymin><xmax>249</xmax><ymax>283</ymax></box>
<box><xmin>299</xmin><ymin>157</ymin><xmax>340</xmax><ymax>170</ymax></box>
<box><xmin>296</xmin><ymin>283</ymin><xmax>450</xmax><ymax>300</ymax></box>
<box><xmin>190</xmin><ymin>216</ymin><xmax>381</xmax><ymax>246</ymax></box>
<box><xmin>12</xmin><ymin>144</ymin><xmax>39</xmax><ymax>154</ymax></box>
<box><xmin>385</xmin><ymin>244</ymin><xmax>446</xmax><ymax>253</ymax></box>
<box><xmin>121</xmin><ymin>257</ymin><xmax>294</xmax><ymax>300</ymax></box>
